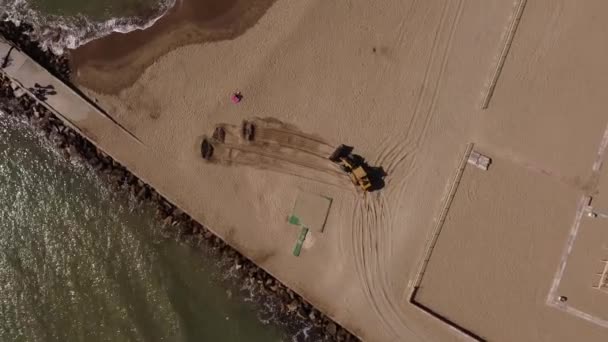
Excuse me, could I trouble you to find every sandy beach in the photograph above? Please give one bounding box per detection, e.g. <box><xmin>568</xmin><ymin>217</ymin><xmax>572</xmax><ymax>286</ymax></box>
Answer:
<box><xmin>71</xmin><ymin>0</ymin><xmax>276</xmax><ymax>93</ymax></box>
<box><xmin>59</xmin><ymin>0</ymin><xmax>608</xmax><ymax>340</ymax></box>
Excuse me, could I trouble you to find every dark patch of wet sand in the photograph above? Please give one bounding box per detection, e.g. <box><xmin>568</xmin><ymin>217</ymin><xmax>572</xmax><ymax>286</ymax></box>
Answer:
<box><xmin>70</xmin><ymin>0</ymin><xmax>276</xmax><ymax>94</ymax></box>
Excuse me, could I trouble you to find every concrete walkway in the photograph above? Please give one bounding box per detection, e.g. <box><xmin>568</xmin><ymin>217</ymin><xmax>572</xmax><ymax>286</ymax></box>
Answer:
<box><xmin>0</xmin><ymin>40</ymin><xmax>143</xmax><ymax>144</ymax></box>
<box><xmin>0</xmin><ymin>38</ymin><xmax>161</xmax><ymax>194</ymax></box>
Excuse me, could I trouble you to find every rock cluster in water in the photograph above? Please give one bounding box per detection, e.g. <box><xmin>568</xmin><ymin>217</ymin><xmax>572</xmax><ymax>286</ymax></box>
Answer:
<box><xmin>0</xmin><ymin>26</ymin><xmax>358</xmax><ymax>342</ymax></box>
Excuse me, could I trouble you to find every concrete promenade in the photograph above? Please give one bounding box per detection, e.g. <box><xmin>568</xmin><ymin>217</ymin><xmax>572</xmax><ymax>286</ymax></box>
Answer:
<box><xmin>0</xmin><ymin>40</ymin><xmax>146</xmax><ymax>162</ymax></box>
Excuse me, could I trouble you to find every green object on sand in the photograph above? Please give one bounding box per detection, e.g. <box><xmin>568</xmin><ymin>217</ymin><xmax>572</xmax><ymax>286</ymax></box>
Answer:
<box><xmin>288</xmin><ymin>215</ymin><xmax>301</xmax><ymax>226</ymax></box>
<box><xmin>292</xmin><ymin>227</ymin><xmax>309</xmax><ymax>257</ymax></box>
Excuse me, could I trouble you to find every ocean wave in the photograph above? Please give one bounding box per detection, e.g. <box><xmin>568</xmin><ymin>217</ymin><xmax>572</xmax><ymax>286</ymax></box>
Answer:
<box><xmin>0</xmin><ymin>0</ymin><xmax>177</xmax><ymax>55</ymax></box>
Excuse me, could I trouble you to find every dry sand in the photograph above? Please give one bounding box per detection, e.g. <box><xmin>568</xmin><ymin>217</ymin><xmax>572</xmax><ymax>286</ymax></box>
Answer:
<box><xmin>553</xmin><ymin>156</ymin><xmax>608</xmax><ymax>327</ymax></box>
<box><xmin>71</xmin><ymin>0</ymin><xmax>276</xmax><ymax>93</ymax></box>
<box><xmin>68</xmin><ymin>0</ymin><xmax>608</xmax><ymax>340</ymax></box>
<box><xmin>557</xmin><ymin>217</ymin><xmax>608</xmax><ymax>322</ymax></box>
<box><xmin>415</xmin><ymin>155</ymin><xmax>605</xmax><ymax>341</ymax></box>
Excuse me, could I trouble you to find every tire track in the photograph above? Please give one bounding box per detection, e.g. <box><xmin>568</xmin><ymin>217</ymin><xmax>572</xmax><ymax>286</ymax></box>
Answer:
<box><xmin>389</xmin><ymin>0</ymin><xmax>464</xmax><ymax>174</ymax></box>
<box><xmin>381</xmin><ymin>0</ymin><xmax>464</xmax><ymax>234</ymax></box>
<box><xmin>221</xmin><ymin>120</ymin><xmax>347</xmax><ymax>168</ymax></box>
<box><xmin>348</xmin><ymin>193</ymin><xmax>425</xmax><ymax>340</ymax></box>
<box><xmin>349</xmin><ymin>196</ymin><xmax>399</xmax><ymax>337</ymax></box>
<box><xmin>216</xmin><ymin>120</ymin><xmax>335</xmax><ymax>157</ymax></box>
<box><xmin>345</xmin><ymin>2</ymin><xmax>465</xmax><ymax>339</ymax></box>
<box><xmin>204</xmin><ymin>121</ymin><xmax>354</xmax><ymax>188</ymax></box>
<box><xmin>388</xmin><ymin>0</ymin><xmax>465</xmax><ymax>212</ymax></box>
<box><xmin>375</xmin><ymin>0</ymin><xmax>431</xmax><ymax>160</ymax></box>
<box><xmin>225</xmin><ymin>143</ymin><xmax>344</xmax><ymax>176</ymax></box>
<box><xmin>376</xmin><ymin>0</ymin><xmax>455</xmax><ymax>201</ymax></box>
<box><xmin>208</xmin><ymin>142</ymin><xmax>351</xmax><ymax>188</ymax></box>
<box><xmin>255</xmin><ymin>126</ymin><xmax>336</xmax><ymax>158</ymax></box>
<box><xmin>376</xmin><ymin>0</ymin><xmax>452</xmax><ymax>168</ymax></box>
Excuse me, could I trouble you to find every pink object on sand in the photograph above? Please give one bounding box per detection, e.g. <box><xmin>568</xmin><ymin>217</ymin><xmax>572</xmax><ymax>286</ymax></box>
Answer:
<box><xmin>231</xmin><ymin>93</ymin><xmax>242</xmax><ymax>104</ymax></box>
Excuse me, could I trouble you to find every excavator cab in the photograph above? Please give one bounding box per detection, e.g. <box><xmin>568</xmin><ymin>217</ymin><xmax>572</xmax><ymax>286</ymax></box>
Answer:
<box><xmin>329</xmin><ymin>144</ymin><xmax>379</xmax><ymax>192</ymax></box>
<box><xmin>351</xmin><ymin>166</ymin><xmax>372</xmax><ymax>191</ymax></box>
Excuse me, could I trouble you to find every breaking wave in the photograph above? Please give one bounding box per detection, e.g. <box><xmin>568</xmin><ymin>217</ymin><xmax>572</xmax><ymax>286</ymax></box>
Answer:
<box><xmin>0</xmin><ymin>0</ymin><xmax>176</xmax><ymax>54</ymax></box>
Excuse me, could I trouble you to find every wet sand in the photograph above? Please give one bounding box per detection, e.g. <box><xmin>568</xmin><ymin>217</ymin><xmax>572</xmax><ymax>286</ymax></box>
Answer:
<box><xmin>69</xmin><ymin>0</ymin><xmax>608</xmax><ymax>340</ymax></box>
<box><xmin>71</xmin><ymin>0</ymin><xmax>276</xmax><ymax>93</ymax></box>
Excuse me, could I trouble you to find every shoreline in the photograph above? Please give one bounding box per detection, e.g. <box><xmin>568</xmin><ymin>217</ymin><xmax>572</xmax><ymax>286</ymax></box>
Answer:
<box><xmin>70</xmin><ymin>0</ymin><xmax>277</xmax><ymax>94</ymax></box>
<box><xmin>0</xmin><ymin>0</ymin><xmax>175</xmax><ymax>55</ymax></box>
<box><xmin>0</xmin><ymin>29</ymin><xmax>357</xmax><ymax>342</ymax></box>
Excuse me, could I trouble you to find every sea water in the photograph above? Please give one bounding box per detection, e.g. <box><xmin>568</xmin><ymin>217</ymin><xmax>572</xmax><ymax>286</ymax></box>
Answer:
<box><xmin>0</xmin><ymin>112</ymin><xmax>286</xmax><ymax>341</ymax></box>
<box><xmin>0</xmin><ymin>0</ymin><xmax>175</xmax><ymax>53</ymax></box>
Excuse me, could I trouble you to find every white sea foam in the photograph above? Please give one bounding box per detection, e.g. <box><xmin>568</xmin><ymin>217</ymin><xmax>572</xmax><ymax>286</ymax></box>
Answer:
<box><xmin>1</xmin><ymin>0</ymin><xmax>177</xmax><ymax>54</ymax></box>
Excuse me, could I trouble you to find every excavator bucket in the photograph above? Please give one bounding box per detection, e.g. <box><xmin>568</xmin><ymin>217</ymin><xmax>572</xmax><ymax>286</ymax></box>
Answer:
<box><xmin>329</xmin><ymin>144</ymin><xmax>354</xmax><ymax>163</ymax></box>
<box><xmin>201</xmin><ymin>137</ymin><xmax>215</xmax><ymax>160</ymax></box>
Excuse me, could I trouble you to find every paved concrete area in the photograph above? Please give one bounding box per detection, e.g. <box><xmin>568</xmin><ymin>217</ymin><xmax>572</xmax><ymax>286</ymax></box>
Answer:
<box><xmin>0</xmin><ymin>41</ymin><xmax>143</xmax><ymax>149</ymax></box>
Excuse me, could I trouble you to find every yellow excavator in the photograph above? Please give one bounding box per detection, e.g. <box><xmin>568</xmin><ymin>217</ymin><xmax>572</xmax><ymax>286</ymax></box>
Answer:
<box><xmin>329</xmin><ymin>145</ymin><xmax>384</xmax><ymax>192</ymax></box>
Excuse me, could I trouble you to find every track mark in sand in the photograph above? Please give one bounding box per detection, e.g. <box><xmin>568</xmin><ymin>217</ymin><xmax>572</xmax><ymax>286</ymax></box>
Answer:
<box><xmin>368</xmin><ymin>0</ymin><xmax>424</xmax><ymax>110</ymax></box>
<box><xmin>349</xmin><ymin>197</ymin><xmax>401</xmax><ymax>338</ymax></box>
<box><xmin>408</xmin><ymin>143</ymin><xmax>472</xmax><ymax>292</ymax></box>
<box><xmin>381</xmin><ymin>0</ymin><xmax>465</xmax><ymax>208</ymax></box>
<box><xmin>243</xmin><ymin>117</ymin><xmax>338</xmax><ymax>160</ymax></box>
<box><xmin>210</xmin><ymin>143</ymin><xmax>350</xmax><ymax>188</ymax></box>
<box><xmin>379</xmin><ymin>0</ymin><xmax>465</xmax><ymax>179</ymax></box>
<box><xmin>374</xmin><ymin>0</ymin><xmax>428</xmax><ymax>159</ymax></box>
<box><xmin>375</xmin><ymin>0</ymin><xmax>451</xmax><ymax>167</ymax></box>
<box><xmin>480</xmin><ymin>0</ymin><xmax>528</xmax><ymax>109</ymax></box>
<box><xmin>348</xmin><ymin>199</ymin><xmax>383</xmax><ymax>330</ymax></box>
<box><xmin>204</xmin><ymin>119</ymin><xmax>352</xmax><ymax>188</ymax></box>
<box><xmin>344</xmin><ymin>2</ymin><xmax>466</xmax><ymax>339</ymax></box>
<box><xmin>401</xmin><ymin>0</ymin><xmax>464</xmax><ymax>159</ymax></box>
<box><xmin>226</xmin><ymin>143</ymin><xmax>343</xmax><ymax>176</ymax></box>
<box><xmin>255</xmin><ymin>126</ymin><xmax>336</xmax><ymax>159</ymax></box>
<box><xmin>349</xmin><ymin>193</ymin><xmax>426</xmax><ymax>340</ymax></box>
<box><xmin>218</xmin><ymin>123</ymin><xmax>341</xmax><ymax>174</ymax></box>
<box><xmin>373</xmin><ymin>0</ymin><xmax>435</xmax><ymax>162</ymax></box>
<box><xmin>347</xmin><ymin>192</ymin><xmax>426</xmax><ymax>340</ymax></box>
<box><xmin>487</xmin><ymin>145</ymin><xmax>589</xmax><ymax>191</ymax></box>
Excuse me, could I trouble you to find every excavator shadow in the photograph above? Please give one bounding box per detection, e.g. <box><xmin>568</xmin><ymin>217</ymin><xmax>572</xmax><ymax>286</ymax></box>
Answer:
<box><xmin>367</xmin><ymin>166</ymin><xmax>387</xmax><ymax>192</ymax></box>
